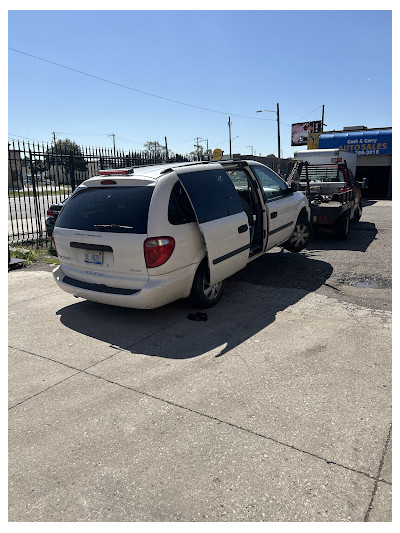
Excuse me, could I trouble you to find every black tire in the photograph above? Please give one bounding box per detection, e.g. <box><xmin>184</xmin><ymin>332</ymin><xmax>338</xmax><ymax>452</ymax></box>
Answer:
<box><xmin>334</xmin><ymin>211</ymin><xmax>350</xmax><ymax>240</ymax></box>
<box><xmin>190</xmin><ymin>260</ymin><xmax>224</xmax><ymax>308</ymax></box>
<box><xmin>282</xmin><ymin>217</ymin><xmax>312</xmax><ymax>253</ymax></box>
<box><xmin>352</xmin><ymin>203</ymin><xmax>362</xmax><ymax>223</ymax></box>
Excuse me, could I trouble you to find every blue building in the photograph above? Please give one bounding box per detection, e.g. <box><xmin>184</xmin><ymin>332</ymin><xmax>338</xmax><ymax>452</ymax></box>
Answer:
<box><xmin>309</xmin><ymin>127</ymin><xmax>392</xmax><ymax>198</ymax></box>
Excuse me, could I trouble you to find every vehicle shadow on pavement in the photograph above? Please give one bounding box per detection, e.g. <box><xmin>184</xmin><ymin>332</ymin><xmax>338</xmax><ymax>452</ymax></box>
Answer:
<box><xmin>309</xmin><ymin>221</ymin><xmax>378</xmax><ymax>253</ymax></box>
<box><xmin>56</xmin><ymin>251</ymin><xmax>333</xmax><ymax>360</ymax></box>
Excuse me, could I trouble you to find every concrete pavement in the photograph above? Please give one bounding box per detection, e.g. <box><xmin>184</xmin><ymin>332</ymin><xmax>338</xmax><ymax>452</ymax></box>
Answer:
<box><xmin>8</xmin><ymin>200</ymin><xmax>392</xmax><ymax>522</ymax></box>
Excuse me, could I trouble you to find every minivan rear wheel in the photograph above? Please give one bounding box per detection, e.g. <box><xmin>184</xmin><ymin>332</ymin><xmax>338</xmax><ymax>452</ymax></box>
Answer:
<box><xmin>190</xmin><ymin>260</ymin><xmax>224</xmax><ymax>308</ymax></box>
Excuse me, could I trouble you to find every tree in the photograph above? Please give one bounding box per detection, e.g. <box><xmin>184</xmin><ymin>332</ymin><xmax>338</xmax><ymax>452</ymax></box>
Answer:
<box><xmin>143</xmin><ymin>141</ymin><xmax>166</xmax><ymax>157</ymax></box>
<box><xmin>266</xmin><ymin>153</ymin><xmax>277</xmax><ymax>158</ymax></box>
<box><xmin>44</xmin><ymin>139</ymin><xmax>87</xmax><ymax>181</ymax></box>
<box><xmin>189</xmin><ymin>143</ymin><xmax>211</xmax><ymax>161</ymax></box>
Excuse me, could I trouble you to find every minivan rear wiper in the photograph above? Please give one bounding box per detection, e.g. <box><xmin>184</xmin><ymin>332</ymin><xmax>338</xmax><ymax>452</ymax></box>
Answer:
<box><xmin>93</xmin><ymin>224</ymin><xmax>134</xmax><ymax>229</ymax></box>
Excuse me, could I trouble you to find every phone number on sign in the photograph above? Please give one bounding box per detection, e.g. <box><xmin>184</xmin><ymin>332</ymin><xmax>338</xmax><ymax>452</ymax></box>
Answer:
<box><xmin>356</xmin><ymin>150</ymin><xmax>381</xmax><ymax>155</ymax></box>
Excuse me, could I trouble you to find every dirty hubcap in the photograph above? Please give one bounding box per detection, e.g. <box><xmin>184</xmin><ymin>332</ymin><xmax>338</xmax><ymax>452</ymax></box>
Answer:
<box><xmin>203</xmin><ymin>278</ymin><xmax>222</xmax><ymax>300</ymax></box>
<box><xmin>291</xmin><ymin>223</ymin><xmax>309</xmax><ymax>246</ymax></box>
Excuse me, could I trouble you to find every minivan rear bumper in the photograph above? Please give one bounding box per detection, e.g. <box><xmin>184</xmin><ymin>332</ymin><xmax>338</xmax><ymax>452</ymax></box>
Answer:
<box><xmin>53</xmin><ymin>263</ymin><xmax>199</xmax><ymax>309</ymax></box>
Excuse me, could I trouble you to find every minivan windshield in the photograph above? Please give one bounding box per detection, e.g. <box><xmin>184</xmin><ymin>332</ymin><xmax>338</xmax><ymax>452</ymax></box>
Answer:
<box><xmin>55</xmin><ymin>186</ymin><xmax>154</xmax><ymax>234</ymax></box>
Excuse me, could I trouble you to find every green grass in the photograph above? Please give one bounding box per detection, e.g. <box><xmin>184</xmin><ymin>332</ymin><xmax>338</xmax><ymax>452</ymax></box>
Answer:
<box><xmin>9</xmin><ymin>244</ymin><xmax>59</xmax><ymax>266</ymax></box>
<box><xmin>45</xmin><ymin>258</ymin><xmax>60</xmax><ymax>265</ymax></box>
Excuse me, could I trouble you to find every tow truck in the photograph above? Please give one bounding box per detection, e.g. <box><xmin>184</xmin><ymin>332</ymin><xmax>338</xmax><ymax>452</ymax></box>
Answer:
<box><xmin>286</xmin><ymin>149</ymin><xmax>363</xmax><ymax>240</ymax></box>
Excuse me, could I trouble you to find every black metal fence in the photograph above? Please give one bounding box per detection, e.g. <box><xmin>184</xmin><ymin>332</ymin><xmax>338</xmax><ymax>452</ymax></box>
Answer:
<box><xmin>8</xmin><ymin>140</ymin><xmax>193</xmax><ymax>245</ymax></box>
<box><xmin>8</xmin><ymin>140</ymin><xmax>291</xmax><ymax>247</ymax></box>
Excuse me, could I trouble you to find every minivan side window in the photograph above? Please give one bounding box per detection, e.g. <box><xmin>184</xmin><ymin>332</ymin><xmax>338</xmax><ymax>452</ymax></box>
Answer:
<box><xmin>168</xmin><ymin>182</ymin><xmax>196</xmax><ymax>225</ymax></box>
<box><xmin>177</xmin><ymin>169</ymin><xmax>243</xmax><ymax>224</ymax></box>
<box><xmin>250</xmin><ymin>165</ymin><xmax>288</xmax><ymax>200</ymax></box>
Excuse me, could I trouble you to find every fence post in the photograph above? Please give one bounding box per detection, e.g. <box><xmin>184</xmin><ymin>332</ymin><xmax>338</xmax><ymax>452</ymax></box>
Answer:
<box><xmin>69</xmin><ymin>154</ymin><xmax>76</xmax><ymax>191</ymax></box>
<box><xmin>28</xmin><ymin>147</ymin><xmax>43</xmax><ymax>243</ymax></box>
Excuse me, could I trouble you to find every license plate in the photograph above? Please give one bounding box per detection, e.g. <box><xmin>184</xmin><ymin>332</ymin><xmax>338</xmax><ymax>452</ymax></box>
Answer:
<box><xmin>84</xmin><ymin>251</ymin><xmax>103</xmax><ymax>264</ymax></box>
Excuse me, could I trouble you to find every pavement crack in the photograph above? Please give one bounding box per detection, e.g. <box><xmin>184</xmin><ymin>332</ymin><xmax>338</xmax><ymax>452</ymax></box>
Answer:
<box><xmin>8</xmin><ymin>289</ymin><xmax>61</xmax><ymax>306</ymax></box>
<box><xmin>323</xmin><ymin>282</ymin><xmax>340</xmax><ymax>291</ymax></box>
<box><xmin>82</xmin><ymin>370</ymin><xmax>386</xmax><ymax>484</ymax></box>
<box><xmin>8</xmin><ymin>371</ymin><xmax>81</xmax><ymax>410</ymax></box>
<box><xmin>120</xmin><ymin>316</ymin><xmax>188</xmax><ymax>352</ymax></box>
<box><xmin>363</xmin><ymin>423</ymin><xmax>392</xmax><ymax>521</ymax></box>
<box><xmin>7</xmin><ymin>345</ymin><xmax>118</xmax><ymax>410</ymax></box>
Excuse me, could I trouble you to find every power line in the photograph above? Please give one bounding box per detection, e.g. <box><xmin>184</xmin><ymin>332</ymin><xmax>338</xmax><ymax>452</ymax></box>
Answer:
<box><xmin>295</xmin><ymin>105</ymin><xmax>323</xmax><ymax>122</ymax></box>
<box><xmin>8</xmin><ymin>133</ymin><xmax>50</xmax><ymax>144</ymax></box>
<box><xmin>9</xmin><ymin>47</ymin><xmax>277</xmax><ymax>122</ymax></box>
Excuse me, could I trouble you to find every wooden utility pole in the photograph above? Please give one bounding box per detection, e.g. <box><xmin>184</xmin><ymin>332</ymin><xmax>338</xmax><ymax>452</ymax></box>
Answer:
<box><xmin>108</xmin><ymin>133</ymin><xmax>116</xmax><ymax>155</ymax></box>
<box><xmin>277</xmin><ymin>103</ymin><xmax>281</xmax><ymax>160</ymax></box>
<box><xmin>165</xmin><ymin>136</ymin><xmax>169</xmax><ymax>161</ymax></box>
<box><xmin>321</xmin><ymin>105</ymin><xmax>325</xmax><ymax>132</ymax></box>
<box><xmin>228</xmin><ymin>116</ymin><xmax>232</xmax><ymax>159</ymax></box>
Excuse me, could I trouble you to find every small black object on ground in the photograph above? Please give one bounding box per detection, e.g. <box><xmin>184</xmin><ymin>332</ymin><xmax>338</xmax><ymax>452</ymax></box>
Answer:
<box><xmin>8</xmin><ymin>257</ymin><xmax>26</xmax><ymax>270</ymax></box>
<box><xmin>187</xmin><ymin>312</ymin><xmax>208</xmax><ymax>321</ymax></box>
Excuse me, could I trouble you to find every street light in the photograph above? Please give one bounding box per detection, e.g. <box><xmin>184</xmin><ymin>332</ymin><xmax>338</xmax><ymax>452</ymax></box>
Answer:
<box><xmin>256</xmin><ymin>103</ymin><xmax>281</xmax><ymax>160</ymax></box>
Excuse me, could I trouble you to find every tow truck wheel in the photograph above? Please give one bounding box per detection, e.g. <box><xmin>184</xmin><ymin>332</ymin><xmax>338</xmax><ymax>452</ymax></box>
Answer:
<box><xmin>334</xmin><ymin>211</ymin><xmax>350</xmax><ymax>240</ymax></box>
<box><xmin>282</xmin><ymin>217</ymin><xmax>312</xmax><ymax>253</ymax></box>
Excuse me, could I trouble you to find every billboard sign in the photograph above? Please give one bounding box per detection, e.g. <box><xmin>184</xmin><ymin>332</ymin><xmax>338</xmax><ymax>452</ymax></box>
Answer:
<box><xmin>291</xmin><ymin>121</ymin><xmax>323</xmax><ymax>146</ymax></box>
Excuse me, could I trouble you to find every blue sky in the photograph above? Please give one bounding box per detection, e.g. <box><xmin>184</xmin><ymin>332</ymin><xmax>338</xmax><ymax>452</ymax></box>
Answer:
<box><xmin>8</xmin><ymin>9</ymin><xmax>392</xmax><ymax>159</ymax></box>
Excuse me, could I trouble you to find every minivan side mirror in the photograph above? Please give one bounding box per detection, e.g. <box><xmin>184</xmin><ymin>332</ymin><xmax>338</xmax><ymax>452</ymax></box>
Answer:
<box><xmin>285</xmin><ymin>182</ymin><xmax>299</xmax><ymax>194</ymax></box>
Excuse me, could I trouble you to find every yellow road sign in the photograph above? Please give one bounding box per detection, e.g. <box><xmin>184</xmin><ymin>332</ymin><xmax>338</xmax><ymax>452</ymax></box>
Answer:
<box><xmin>212</xmin><ymin>148</ymin><xmax>223</xmax><ymax>161</ymax></box>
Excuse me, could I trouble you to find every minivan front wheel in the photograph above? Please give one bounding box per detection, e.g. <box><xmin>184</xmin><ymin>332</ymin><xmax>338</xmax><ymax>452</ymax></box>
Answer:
<box><xmin>190</xmin><ymin>260</ymin><xmax>224</xmax><ymax>308</ymax></box>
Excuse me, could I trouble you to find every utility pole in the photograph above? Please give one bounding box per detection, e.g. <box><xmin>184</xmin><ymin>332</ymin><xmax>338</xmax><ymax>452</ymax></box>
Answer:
<box><xmin>277</xmin><ymin>103</ymin><xmax>281</xmax><ymax>160</ymax></box>
<box><xmin>108</xmin><ymin>133</ymin><xmax>116</xmax><ymax>155</ymax></box>
<box><xmin>228</xmin><ymin>116</ymin><xmax>232</xmax><ymax>159</ymax></box>
<box><xmin>321</xmin><ymin>105</ymin><xmax>325</xmax><ymax>132</ymax></box>
<box><xmin>256</xmin><ymin>105</ymin><xmax>280</xmax><ymax>160</ymax></box>
<box><xmin>51</xmin><ymin>131</ymin><xmax>57</xmax><ymax>144</ymax></box>
<box><xmin>165</xmin><ymin>136</ymin><xmax>169</xmax><ymax>162</ymax></box>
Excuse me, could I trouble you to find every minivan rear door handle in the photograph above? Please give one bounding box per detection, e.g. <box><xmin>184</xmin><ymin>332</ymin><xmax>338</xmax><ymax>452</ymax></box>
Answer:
<box><xmin>70</xmin><ymin>242</ymin><xmax>113</xmax><ymax>252</ymax></box>
<box><xmin>238</xmin><ymin>224</ymin><xmax>248</xmax><ymax>234</ymax></box>
<box><xmin>270</xmin><ymin>212</ymin><xmax>278</xmax><ymax>219</ymax></box>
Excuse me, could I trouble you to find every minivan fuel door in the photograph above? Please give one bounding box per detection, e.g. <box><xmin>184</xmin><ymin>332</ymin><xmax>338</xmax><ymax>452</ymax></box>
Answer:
<box><xmin>176</xmin><ymin>167</ymin><xmax>250</xmax><ymax>286</ymax></box>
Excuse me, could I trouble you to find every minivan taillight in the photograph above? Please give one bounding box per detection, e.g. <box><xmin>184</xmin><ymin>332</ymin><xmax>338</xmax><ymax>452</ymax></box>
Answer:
<box><xmin>47</xmin><ymin>209</ymin><xmax>54</xmax><ymax>216</ymax></box>
<box><xmin>144</xmin><ymin>237</ymin><xmax>175</xmax><ymax>268</ymax></box>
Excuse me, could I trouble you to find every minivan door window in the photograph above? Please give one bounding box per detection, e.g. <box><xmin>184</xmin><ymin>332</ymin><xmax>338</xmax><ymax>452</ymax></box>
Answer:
<box><xmin>177</xmin><ymin>169</ymin><xmax>244</xmax><ymax>222</ymax></box>
<box><xmin>250</xmin><ymin>165</ymin><xmax>288</xmax><ymax>200</ymax></box>
<box><xmin>249</xmin><ymin>165</ymin><xmax>298</xmax><ymax>248</ymax></box>
<box><xmin>177</xmin><ymin>168</ymin><xmax>250</xmax><ymax>285</ymax></box>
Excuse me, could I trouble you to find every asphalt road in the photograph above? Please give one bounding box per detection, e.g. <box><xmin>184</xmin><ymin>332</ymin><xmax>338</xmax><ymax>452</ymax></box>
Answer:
<box><xmin>8</xmin><ymin>200</ymin><xmax>392</xmax><ymax>522</ymax></box>
<box><xmin>8</xmin><ymin>191</ymin><xmax>69</xmax><ymax>241</ymax></box>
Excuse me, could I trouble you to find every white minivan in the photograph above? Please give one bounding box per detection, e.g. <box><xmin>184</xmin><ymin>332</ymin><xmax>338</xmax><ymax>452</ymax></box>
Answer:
<box><xmin>53</xmin><ymin>160</ymin><xmax>311</xmax><ymax>309</ymax></box>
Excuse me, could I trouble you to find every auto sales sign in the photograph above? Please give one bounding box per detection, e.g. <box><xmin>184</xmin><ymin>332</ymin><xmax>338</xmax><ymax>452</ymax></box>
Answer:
<box><xmin>317</xmin><ymin>130</ymin><xmax>392</xmax><ymax>156</ymax></box>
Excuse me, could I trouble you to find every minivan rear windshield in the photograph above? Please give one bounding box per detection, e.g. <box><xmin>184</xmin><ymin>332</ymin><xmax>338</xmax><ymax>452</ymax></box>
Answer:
<box><xmin>55</xmin><ymin>186</ymin><xmax>154</xmax><ymax>234</ymax></box>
